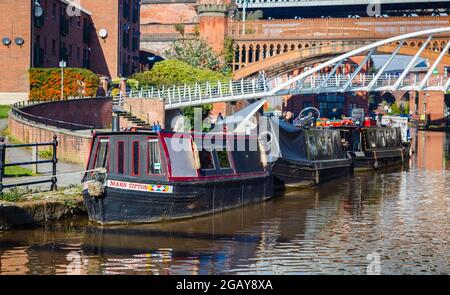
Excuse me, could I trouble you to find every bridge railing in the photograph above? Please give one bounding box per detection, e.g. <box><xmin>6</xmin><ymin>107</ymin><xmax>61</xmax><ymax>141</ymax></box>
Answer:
<box><xmin>229</xmin><ymin>16</ymin><xmax>450</xmax><ymax>40</ymax></box>
<box><xmin>117</xmin><ymin>78</ymin><xmax>268</xmax><ymax>108</ymax></box>
<box><xmin>114</xmin><ymin>73</ymin><xmax>450</xmax><ymax>109</ymax></box>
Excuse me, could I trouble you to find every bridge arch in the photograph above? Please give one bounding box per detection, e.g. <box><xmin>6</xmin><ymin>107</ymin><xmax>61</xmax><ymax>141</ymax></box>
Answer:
<box><xmin>234</xmin><ymin>39</ymin><xmax>450</xmax><ymax>80</ymax></box>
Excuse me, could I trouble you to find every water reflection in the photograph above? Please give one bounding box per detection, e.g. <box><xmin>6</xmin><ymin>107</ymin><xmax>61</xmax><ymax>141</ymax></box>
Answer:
<box><xmin>0</xmin><ymin>132</ymin><xmax>449</xmax><ymax>275</ymax></box>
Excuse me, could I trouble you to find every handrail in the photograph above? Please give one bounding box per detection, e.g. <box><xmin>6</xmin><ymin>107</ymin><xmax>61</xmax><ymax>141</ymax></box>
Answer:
<box><xmin>11</xmin><ymin>100</ymin><xmax>95</xmax><ymax>131</ymax></box>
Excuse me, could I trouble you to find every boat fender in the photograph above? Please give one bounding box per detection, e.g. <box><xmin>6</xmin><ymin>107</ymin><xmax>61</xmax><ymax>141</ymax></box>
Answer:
<box><xmin>88</xmin><ymin>180</ymin><xmax>104</xmax><ymax>198</ymax></box>
<box><xmin>88</xmin><ymin>168</ymin><xmax>107</xmax><ymax>198</ymax></box>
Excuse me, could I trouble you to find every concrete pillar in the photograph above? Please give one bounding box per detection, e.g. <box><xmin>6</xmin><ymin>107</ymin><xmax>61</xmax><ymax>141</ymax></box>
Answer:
<box><xmin>196</xmin><ymin>2</ymin><xmax>232</xmax><ymax>55</ymax></box>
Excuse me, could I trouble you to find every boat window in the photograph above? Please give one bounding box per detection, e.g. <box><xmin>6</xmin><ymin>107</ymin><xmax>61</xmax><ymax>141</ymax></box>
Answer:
<box><xmin>232</xmin><ymin>151</ymin><xmax>263</xmax><ymax>173</ymax></box>
<box><xmin>379</xmin><ymin>130</ymin><xmax>386</xmax><ymax>147</ymax></box>
<box><xmin>368</xmin><ymin>131</ymin><xmax>376</xmax><ymax>148</ymax></box>
<box><xmin>132</xmin><ymin>141</ymin><xmax>139</xmax><ymax>176</ymax></box>
<box><xmin>148</xmin><ymin>139</ymin><xmax>162</xmax><ymax>175</ymax></box>
<box><xmin>94</xmin><ymin>138</ymin><xmax>109</xmax><ymax>170</ymax></box>
<box><xmin>217</xmin><ymin>151</ymin><xmax>232</xmax><ymax>169</ymax></box>
<box><xmin>164</xmin><ymin>137</ymin><xmax>197</xmax><ymax>177</ymax></box>
<box><xmin>199</xmin><ymin>150</ymin><xmax>215</xmax><ymax>170</ymax></box>
<box><xmin>117</xmin><ymin>141</ymin><xmax>125</xmax><ymax>174</ymax></box>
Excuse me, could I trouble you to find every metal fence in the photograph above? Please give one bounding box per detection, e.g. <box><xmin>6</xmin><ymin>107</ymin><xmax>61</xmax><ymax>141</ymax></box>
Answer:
<box><xmin>0</xmin><ymin>136</ymin><xmax>58</xmax><ymax>193</ymax></box>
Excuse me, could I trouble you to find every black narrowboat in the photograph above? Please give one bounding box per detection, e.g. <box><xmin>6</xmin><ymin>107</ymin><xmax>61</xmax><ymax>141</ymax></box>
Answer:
<box><xmin>82</xmin><ymin>130</ymin><xmax>273</xmax><ymax>225</ymax></box>
<box><xmin>338</xmin><ymin>125</ymin><xmax>410</xmax><ymax>170</ymax></box>
<box><xmin>270</xmin><ymin>118</ymin><xmax>352</xmax><ymax>188</ymax></box>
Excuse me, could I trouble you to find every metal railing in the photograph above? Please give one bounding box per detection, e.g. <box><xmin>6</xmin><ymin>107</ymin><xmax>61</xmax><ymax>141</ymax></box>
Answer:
<box><xmin>115</xmin><ymin>78</ymin><xmax>268</xmax><ymax>109</ymax></box>
<box><xmin>114</xmin><ymin>73</ymin><xmax>450</xmax><ymax>109</ymax></box>
<box><xmin>0</xmin><ymin>136</ymin><xmax>58</xmax><ymax>193</ymax></box>
<box><xmin>11</xmin><ymin>101</ymin><xmax>95</xmax><ymax>131</ymax></box>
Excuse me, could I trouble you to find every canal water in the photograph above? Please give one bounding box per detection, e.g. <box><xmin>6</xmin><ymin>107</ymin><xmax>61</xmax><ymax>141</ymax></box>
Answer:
<box><xmin>0</xmin><ymin>131</ymin><xmax>448</xmax><ymax>275</ymax></box>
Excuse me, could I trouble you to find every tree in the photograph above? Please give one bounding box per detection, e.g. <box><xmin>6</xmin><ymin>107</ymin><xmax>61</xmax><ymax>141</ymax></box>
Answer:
<box><xmin>163</xmin><ymin>35</ymin><xmax>222</xmax><ymax>72</ymax></box>
<box><xmin>132</xmin><ymin>60</ymin><xmax>230</xmax><ymax>126</ymax></box>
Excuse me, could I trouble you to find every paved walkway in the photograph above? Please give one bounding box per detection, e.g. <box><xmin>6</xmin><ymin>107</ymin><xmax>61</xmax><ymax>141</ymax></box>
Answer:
<box><xmin>0</xmin><ymin>119</ymin><xmax>86</xmax><ymax>191</ymax></box>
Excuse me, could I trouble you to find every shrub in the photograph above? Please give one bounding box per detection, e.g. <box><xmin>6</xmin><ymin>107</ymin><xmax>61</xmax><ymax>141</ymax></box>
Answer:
<box><xmin>132</xmin><ymin>60</ymin><xmax>229</xmax><ymax>88</ymax></box>
<box><xmin>29</xmin><ymin>68</ymin><xmax>100</xmax><ymax>101</ymax></box>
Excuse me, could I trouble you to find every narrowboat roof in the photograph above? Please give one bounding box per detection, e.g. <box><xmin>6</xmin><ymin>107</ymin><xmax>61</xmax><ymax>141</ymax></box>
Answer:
<box><xmin>93</xmin><ymin>130</ymin><xmax>259</xmax><ymax>138</ymax></box>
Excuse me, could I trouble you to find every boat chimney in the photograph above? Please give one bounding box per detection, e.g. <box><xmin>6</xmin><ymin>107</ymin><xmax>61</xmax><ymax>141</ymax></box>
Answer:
<box><xmin>112</xmin><ymin>112</ymin><xmax>120</xmax><ymax>132</ymax></box>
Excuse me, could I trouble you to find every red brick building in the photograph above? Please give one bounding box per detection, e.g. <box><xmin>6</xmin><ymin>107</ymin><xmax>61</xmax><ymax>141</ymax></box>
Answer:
<box><xmin>0</xmin><ymin>0</ymin><xmax>140</xmax><ymax>103</ymax></box>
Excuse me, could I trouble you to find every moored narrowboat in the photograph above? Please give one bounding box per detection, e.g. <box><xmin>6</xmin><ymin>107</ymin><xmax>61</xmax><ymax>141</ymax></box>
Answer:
<box><xmin>270</xmin><ymin>117</ymin><xmax>352</xmax><ymax>188</ymax></box>
<box><xmin>82</xmin><ymin>130</ymin><xmax>273</xmax><ymax>225</ymax></box>
<box><xmin>338</xmin><ymin>125</ymin><xmax>410</xmax><ymax>170</ymax></box>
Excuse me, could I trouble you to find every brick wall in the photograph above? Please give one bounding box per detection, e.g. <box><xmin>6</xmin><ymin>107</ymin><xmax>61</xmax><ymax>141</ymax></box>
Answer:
<box><xmin>22</xmin><ymin>97</ymin><xmax>112</xmax><ymax>128</ymax></box>
<box><xmin>0</xmin><ymin>0</ymin><xmax>32</xmax><ymax>94</ymax></box>
<box><xmin>140</xmin><ymin>2</ymin><xmax>198</xmax><ymax>55</ymax></box>
<box><xmin>8</xmin><ymin>115</ymin><xmax>93</xmax><ymax>165</ymax></box>
<box><xmin>123</xmin><ymin>97</ymin><xmax>166</xmax><ymax>127</ymax></box>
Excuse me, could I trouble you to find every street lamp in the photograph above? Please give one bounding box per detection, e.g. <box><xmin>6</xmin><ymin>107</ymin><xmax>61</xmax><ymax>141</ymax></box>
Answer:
<box><xmin>59</xmin><ymin>60</ymin><xmax>67</xmax><ymax>100</ymax></box>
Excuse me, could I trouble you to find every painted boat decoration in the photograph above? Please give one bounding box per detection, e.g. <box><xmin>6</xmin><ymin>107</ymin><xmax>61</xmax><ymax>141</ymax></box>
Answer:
<box><xmin>82</xmin><ymin>130</ymin><xmax>273</xmax><ymax>225</ymax></box>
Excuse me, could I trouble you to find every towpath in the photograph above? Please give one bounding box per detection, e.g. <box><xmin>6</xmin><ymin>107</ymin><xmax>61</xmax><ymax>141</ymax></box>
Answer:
<box><xmin>0</xmin><ymin>119</ymin><xmax>86</xmax><ymax>191</ymax></box>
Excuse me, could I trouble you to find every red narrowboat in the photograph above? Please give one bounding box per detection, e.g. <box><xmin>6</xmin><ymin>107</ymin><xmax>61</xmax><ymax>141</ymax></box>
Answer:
<box><xmin>82</xmin><ymin>130</ymin><xmax>273</xmax><ymax>225</ymax></box>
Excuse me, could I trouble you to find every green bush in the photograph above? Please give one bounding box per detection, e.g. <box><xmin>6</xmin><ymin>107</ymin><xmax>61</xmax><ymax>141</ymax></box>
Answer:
<box><xmin>0</xmin><ymin>105</ymin><xmax>11</xmax><ymax>119</ymax></box>
<box><xmin>132</xmin><ymin>60</ymin><xmax>229</xmax><ymax>89</ymax></box>
<box><xmin>29</xmin><ymin>68</ymin><xmax>100</xmax><ymax>100</ymax></box>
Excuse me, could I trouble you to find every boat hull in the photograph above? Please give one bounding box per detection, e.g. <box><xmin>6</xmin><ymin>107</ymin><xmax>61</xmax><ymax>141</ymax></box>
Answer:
<box><xmin>273</xmin><ymin>159</ymin><xmax>352</xmax><ymax>188</ymax></box>
<box><xmin>350</xmin><ymin>143</ymin><xmax>410</xmax><ymax>171</ymax></box>
<box><xmin>83</xmin><ymin>175</ymin><xmax>273</xmax><ymax>225</ymax></box>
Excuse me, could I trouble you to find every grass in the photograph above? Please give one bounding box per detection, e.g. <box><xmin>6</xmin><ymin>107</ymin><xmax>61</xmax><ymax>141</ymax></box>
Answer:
<box><xmin>4</xmin><ymin>165</ymin><xmax>34</xmax><ymax>177</ymax></box>
<box><xmin>0</xmin><ymin>105</ymin><xmax>11</xmax><ymax>119</ymax></box>
<box><xmin>39</xmin><ymin>149</ymin><xmax>53</xmax><ymax>159</ymax></box>
<box><xmin>0</xmin><ymin>188</ymin><xmax>29</xmax><ymax>202</ymax></box>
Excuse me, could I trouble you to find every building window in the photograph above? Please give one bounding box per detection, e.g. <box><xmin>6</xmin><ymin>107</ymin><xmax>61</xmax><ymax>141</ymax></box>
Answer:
<box><xmin>123</xmin><ymin>0</ymin><xmax>130</xmax><ymax>19</ymax></box>
<box><xmin>52</xmin><ymin>40</ymin><xmax>56</xmax><ymax>55</ymax></box>
<box><xmin>132</xmin><ymin>0</ymin><xmax>139</xmax><ymax>23</ymax></box>
<box><xmin>52</xmin><ymin>3</ymin><xmax>57</xmax><ymax>17</ymax></box>
<box><xmin>33</xmin><ymin>35</ymin><xmax>43</xmax><ymax>67</ymax></box>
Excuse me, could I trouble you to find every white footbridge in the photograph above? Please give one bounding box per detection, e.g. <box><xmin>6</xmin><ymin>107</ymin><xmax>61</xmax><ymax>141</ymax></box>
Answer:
<box><xmin>115</xmin><ymin>27</ymin><xmax>450</xmax><ymax>111</ymax></box>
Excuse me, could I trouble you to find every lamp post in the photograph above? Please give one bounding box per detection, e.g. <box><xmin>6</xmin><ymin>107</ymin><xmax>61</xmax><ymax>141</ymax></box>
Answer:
<box><xmin>59</xmin><ymin>60</ymin><xmax>66</xmax><ymax>100</ymax></box>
